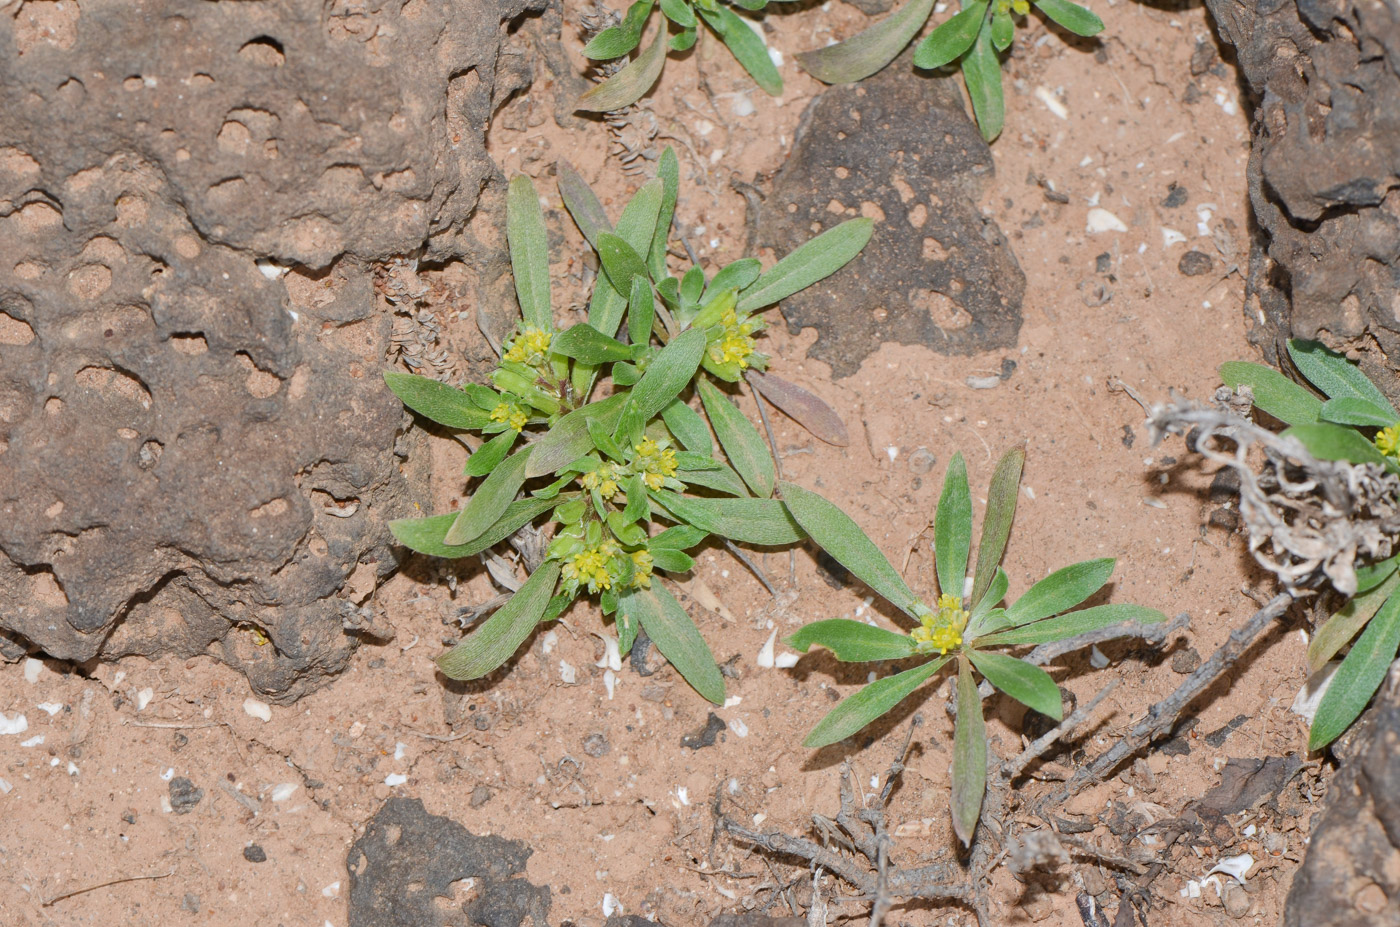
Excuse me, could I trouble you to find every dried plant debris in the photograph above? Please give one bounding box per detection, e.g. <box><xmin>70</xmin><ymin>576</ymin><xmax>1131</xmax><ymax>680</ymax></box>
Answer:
<box><xmin>381</xmin><ymin>257</ymin><xmax>460</xmax><ymax>382</ymax></box>
<box><xmin>579</xmin><ymin>2</ymin><xmax>661</xmax><ymax>173</ymax></box>
<box><xmin>1150</xmin><ymin>390</ymin><xmax>1400</xmax><ymax>596</ymax></box>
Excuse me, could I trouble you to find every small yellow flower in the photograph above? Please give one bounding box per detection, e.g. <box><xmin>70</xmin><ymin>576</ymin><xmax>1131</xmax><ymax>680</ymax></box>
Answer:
<box><xmin>1012</xmin><ymin>0</ymin><xmax>1029</xmax><ymax>13</ymax></box>
<box><xmin>633</xmin><ymin>437</ymin><xmax>678</xmax><ymax>490</ymax></box>
<box><xmin>630</xmin><ymin>550</ymin><xmax>654</xmax><ymax>588</ymax></box>
<box><xmin>707</xmin><ymin>308</ymin><xmax>758</xmax><ymax>370</ymax></box>
<box><xmin>490</xmin><ymin>402</ymin><xmax>528</xmax><ymax>432</ymax></box>
<box><xmin>581</xmin><ymin>463</ymin><xmax>621</xmax><ymax>499</ymax></box>
<box><xmin>910</xmin><ymin>593</ymin><xmax>968</xmax><ymax>655</ymax></box>
<box><xmin>503</xmin><ymin>327</ymin><xmax>554</xmax><ymax>367</ymax></box>
<box><xmin>562</xmin><ymin>540</ymin><xmax>619</xmax><ymax>593</ymax></box>
<box><xmin>1377</xmin><ymin>425</ymin><xmax>1400</xmax><ymax>458</ymax></box>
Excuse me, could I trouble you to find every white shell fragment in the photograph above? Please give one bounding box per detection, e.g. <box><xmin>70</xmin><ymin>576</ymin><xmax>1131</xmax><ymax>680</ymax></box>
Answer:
<box><xmin>23</xmin><ymin>658</ymin><xmax>42</xmax><ymax>683</ymax></box>
<box><xmin>593</xmin><ymin>633</ymin><xmax>622</xmax><ymax>671</ymax></box>
<box><xmin>1291</xmin><ymin>661</ymin><xmax>1341</xmax><ymax>723</ymax></box>
<box><xmin>136</xmin><ymin>687</ymin><xmax>154</xmax><ymax>711</ymax></box>
<box><xmin>559</xmin><ymin>661</ymin><xmax>577</xmax><ymax>684</ymax></box>
<box><xmin>757</xmin><ymin>629</ymin><xmax>778</xmax><ymax>668</ymax></box>
<box><xmin>0</xmin><ymin>713</ymin><xmax>28</xmax><ymax>736</ymax></box>
<box><xmin>1034</xmin><ymin>86</ymin><xmax>1069</xmax><ymax>120</ymax></box>
<box><xmin>603</xmin><ymin>669</ymin><xmax>617</xmax><ymax>700</ymax></box>
<box><xmin>1086</xmin><ymin>208</ymin><xmax>1129</xmax><ymax>234</ymax></box>
<box><xmin>243</xmin><ymin>698</ymin><xmax>272</xmax><ymax>722</ymax></box>
<box><xmin>1161</xmin><ymin>227</ymin><xmax>1186</xmax><ymax>247</ymax></box>
<box><xmin>728</xmin><ymin>718</ymin><xmax>749</xmax><ymax>738</ymax></box>
<box><xmin>602</xmin><ymin>893</ymin><xmax>623</xmax><ymax>917</ymax></box>
<box><xmin>774</xmin><ymin>652</ymin><xmax>801</xmax><ymax>669</ymax></box>
<box><xmin>384</xmin><ymin>773</ymin><xmax>407</xmax><ymax>787</ymax></box>
<box><xmin>36</xmin><ymin>702</ymin><xmax>62</xmax><ymax>716</ymax></box>
<box><xmin>1206</xmin><ymin>853</ymin><xmax>1255</xmax><ymax>884</ymax></box>
<box><xmin>270</xmin><ymin>783</ymin><xmax>299</xmax><ymax>803</ymax></box>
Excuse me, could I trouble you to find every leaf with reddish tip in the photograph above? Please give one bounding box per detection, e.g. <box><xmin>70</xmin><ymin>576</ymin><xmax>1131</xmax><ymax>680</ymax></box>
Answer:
<box><xmin>746</xmin><ymin>370</ymin><xmax>850</xmax><ymax>446</ymax></box>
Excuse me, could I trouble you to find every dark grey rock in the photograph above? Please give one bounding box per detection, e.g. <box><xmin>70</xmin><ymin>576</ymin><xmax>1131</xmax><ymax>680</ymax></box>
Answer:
<box><xmin>243</xmin><ymin>844</ymin><xmax>268</xmax><ymax>863</ymax></box>
<box><xmin>1178</xmin><ymin>250</ymin><xmax>1214</xmax><ymax>276</ymax></box>
<box><xmin>0</xmin><ymin>0</ymin><xmax>543</xmax><ymax>701</ymax></box>
<box><xmin>1161</xmin><ymin>184</ymin><xmax>1189</xmax><ymax>209</ymax></box>
<box><xmin>169</xmin><ymin>777</ymin><xmax>204</xmax><ymax>814</ymax></box>
<box><xmin>759</xmin><ymin>59</ymin><xmax>1024</xmax><ymax>379</ymax></box>
<box><xmin>680</xmin><ymin>711</ymin><xmax>727</xmax><ymax>750</ymax></box>
<box><xmin>347</xmin><ymin>797</ymin><xmax>549</xmax><ymax>927</ymax></box>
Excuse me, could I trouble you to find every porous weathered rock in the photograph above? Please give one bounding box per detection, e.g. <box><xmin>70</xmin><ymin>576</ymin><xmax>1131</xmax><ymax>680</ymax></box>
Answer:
<box><xmin>0</xmin><ymin>0</ymin><xmax>542</xmax><ymax>700</ymax></box>
<box><xmin>759</xmin><ymin>59</ymin><xmax>1024</xmax><ymax>379</ymax></box>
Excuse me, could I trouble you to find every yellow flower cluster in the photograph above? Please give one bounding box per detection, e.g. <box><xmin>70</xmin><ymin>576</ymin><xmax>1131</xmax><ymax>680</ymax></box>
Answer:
<box><xmin>490</xmin><ymin>402</ymin><xmax>529</xmax><ymax>432</ymax></box>
<box><xmin>995</xmin><ymin>0</ymin><xmax>1030</xmax><ymax>13</ymax></box>
<box><xmin>581</xmin><ymin>463</ymin><xmax>621</xmax><ymax>499</ymax></box>
<box><xmin>1377</xmin><ymin>424</ymin><xmax>1400</xmax><ymax>459</ymax></box>
<box><xmin>633</xmin><ymin>437</ymin><xmax>679</xmax><ymax>490</ymax></box>
<box><xmin>503</xmin><ymin>327</ymin><xmax>554</xmax><ymax>367</ymax></box>
<box><xmin>910</xmin><ymin>594</ymin><xmax>968</xmax><ymax>655</ymax></box>
<box><xmin>630</xmin><ymin>550</ymin><xmax>654</xmax><ymax>588</ymax></box>
<box><xmin>708</xmin><ymin>309</ymin><xmax>758</xmax><ymax>370</ymax></box>
<box><xmin>562</xmin><ymin>540</ymin><xmax>619</xmax><ymax>593</ymax></box>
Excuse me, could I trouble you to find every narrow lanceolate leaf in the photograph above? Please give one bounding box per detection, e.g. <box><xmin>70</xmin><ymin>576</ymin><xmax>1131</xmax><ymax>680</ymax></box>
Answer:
<box><xmin>506</xmin><ymin>175</ymin><xmax>552</xmax><ymax>331</ymax></box>
<box><xmin>951</xmin><ymin>658</ymin><xmax>987</xmax><ymax>846</ymax></box>
<box><xmin>974</xmin><ymin>603</ymin><xmax>1165</xmax><ymax>647</ymax></box>
<box><xmin>971</xmin><ymin>447</ymin><xmax>1023</xmax><ymax>604</ymax></box>
<box><xmin>934</xmin><ymin>453</ymin><xmax>973</xmax><ymax>604</ymax></box>
<box><xmin>1308</xmin><ymin>572</ymin><xmax>1400</xmax><ymax>673</ymax></box>
<box><xmin>961</xmin><ymin>28</ymin><xmax>1004</xmax><ymax>142</ymax></box>
<box><xmin>582</xmin><ymin>0</ymin><xmax>655</xmax><ymax>58</ymax></box>
<box><xmin>746</xmin><ymin>370</ymin><xmax>850</xmax><ymax>446</ymax></box>
<box><xmin>1003</xmin><ymin>558</ymin><xmax>1115</xmax><ymax>627</ymax></box>
<box><xmin>707</xmin><ymin>259</ymin><xmax>763</xmax><ymax>297</ymax></box>
<box><xmin>650</xmin><ymin>524</ymin><xmax>708</xmax><ymax>550</ymax></box>
<box><xmin>966</xmin><ymin>567</ymin><xmax>1009</xmax><ymax>637</ymax></box>
<box><xmin>383</xmin><ymin>372</ymin><xmax>493</xmax><ymax>430</ymax></box>
<box><xmin>662</xmin><ymin>398</ymin><xmax>714</xmax><ymax>454</ymax></box>
<box><xmin>650</xmin><ymin>547</ymin><xmax>695</xmax><ymax>574</ymax></box>
<box><xmin>1033</xmin><ymin>0</ymin><xmax>1104</xmax><ymax>35</ymax></box>
<box><xmin>444</xmin><ymin>446</ymin><xmax>533</xmax><ymax>546</ymax></box>
<box><xmin>1219</xmin><ymin>360</ymin><xmax>1322</xmax><ymax>426</ymax></box>
<box><xmin>1288</xmin><ymin>339</ymin><xmax>1399</xmax><ymax>416</ymax></box>
<box><xmin>626</xmin><ymin>327</ymin><xmax>708</xmax><ymax>423</ymax></box>
<box><xmin>788</xmin><ymin>619</ymin><xmax>917</xmax><ymax>662</ymax></box>
<box><xmin>1320</xmin><ymin>397</ymin><xmax>1398</xmax><ymax>429</ymax></box>
<box><xmin>438</xmin><ymin>560</ymin><xmax>561</xmax><ymax>679</ymax></box>
<box><xmin>738</xmin><ymin>218</ymin><xmax>874</xmax><ymax>313</ymax></box>
<box><xmin>551</xmin><ymin>323</ymin><xmax>633</xmax><ymax>364</ymax></box>
<box><xmin>967</xmin><ymin>650</ymin><xmax>1062</xmax><ymax>719</ymax></box>
<box><xmin>577</xmin><ymin>26</ymin><xmax>668</xmax><ymax>113</ymax></box>
<box><xmin>1282</xmin><ymin>423</ymin><xmax>1394</xmax><ymax>470</ymax></box>
<box><xmin>464</xmin><ymin>429</ymin><xmax>517</xmax><ymax>477</ymax></box>
<box><xmin>620</xmin><ymin>584</ymin><xmax>726</xmax><ymax>703</ymax></box>
<box><xmin>779</xmin><ymin>481</ymin><xmax>920</xmax><ymax>615</ymax></box>
<box><xmin>912</xmin><ymin>0</ymin><xmax>987</xmax><ymax>70</ymax></box>
<box><xmin>651</xmin><ymin>491</ymin><xmax>804</xmax><ymax>545</ymax></box>
<box><xmin>1357</xmin><ymin>555</ymin><xmax>1400</xmax><ymax>594</ymax></box>
<box><xmin>525</xmin><ymin>392</ymin><xmax>629</xmax><ymax>477</ymax></box>
<box><xmin>680</xmin><ymin>464</ymin><xmax>751</xmax><ymax>497</ymax></box>
<box><xmin>989</xmin><ymin>5</ymin><xmax>1013</xmax><ymax>50</ymax></box>
<box><xmin>389</xmin><ymin>494</ymin><xmax>574</xmax><ymax>559</ymax></box>
<box><xmin>803</xmin><ymin>658</ymin><xmax>947</xmax><ymax>747</ymax></box>
<box><xmin>596</xmin><ymin>231</ymin><xmax>651</xmax><ymax>296</ymax></box>
<box><xmin>628</xmin><ymin>275</ymin><xmax>656</xmax><ymax>346</ymax></box>
<box><xmin>796</xmin><ymin>0</ymin><xmax>936</xmax><ymax>84</ymax></box>
<box><xmin>647</xmin><ymin>147</ymin><xmax>680</xmax><ymax>280</ymax></box>
<box><xmin>1309</xmin><ymin>589</ymin><xmax>1400</xmax><ymax>750</ymax></box>
<box><xmin>658</xmin><ymin>0</ymin><xmax>696</xmax><ymax>28</ymax></box>
<box><xmin>698</xmin><ymin>379</ymin><xmax>775</xmax><ymax>497</ymax></box>
<box><xmin>698</xmin><ymin>5</ymin><xmax>783</xmax><ymax>96</ymax></box>
<box><xmin>557</xmin><ymin>160</ymin><xmax>612</xmax><ymax>249</ymax></box>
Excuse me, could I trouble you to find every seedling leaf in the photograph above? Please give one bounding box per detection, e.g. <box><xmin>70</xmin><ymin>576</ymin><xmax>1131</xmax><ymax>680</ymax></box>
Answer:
<box><xmin>1307</xmin><ymin>572</ymin><xmax>1400</xmax><ymax>673</ymax></box>
<box><xmin>652</xmin><ymin>491</ymin><xmax>804</xmax><ymax>545</ymax></box>
<box><xmin>438</xmin><ymin>560</ymin><xmax>561</xmax><ymax>679</ymax></box>
<box><xmin>662</xmin><ymin>398</ymin><xmax>714</xmax><ymax>454</ymax></box>
<box><xmin>1309</xmin><ymin>589</ymin><xmax>1400</xmax><ymax>749</ymax></box>
<box><xmin>1320</xmin><ymin>397</ymin><xmax>1398</xmax><ymax>429</ymax></box>
<box><xmin>621</xmin><ymin>584</ymin><xmax>726</xmax><ymax>703</ymax></box>
<box><xmin>951</xmin><ymin>658</ymin><xmax>987</xmax><ymax>846</ymax></box>
<box><xmin>737</xmin><ymin>218</ymin><xmax>874</xmax><ymax>313</ymax></box>
<box><xmin>506</xmin><ymin>175</ymin><xmax>552</xmax><ymax>331</ymax></box>
<box><xmin>383</xmin><ymin>372</ymin><xmax>493</xmax><ymax>430</ymax></box>
<box><xmin>1219</xmin><ymin>360</ymin><xmax>1322</xmax><ymax>426</ymax></box>
<box><xmin>974</xmin><ymin>602</ymin><xmax>1165</xmax><ymax>647</ymax></box>
<box><xmin>971</xmin><ymin>447</ymin><xmax>1023</xmax><ymax>602</ymax></box>
<box><xmin>552</xmin><ymin>323</ymin><xmax>634</xmax><ymax>364</ymax></box>
<box><xmin>577</xmin><ymin>26</ymin><xmax>668</xmax><ymax>112</ymax></box>
<box><xmin>796</xmin><ymin>0</ymin><xmax>936</xmax><ymax>84</ymax></box>
<box><xmin>1033</xmin><ymin>0</ymin><xmax>1104</xmax><ymax>36</ymax></box>
<box><xmin>935</xmin><ymin>452</ymin><xmax>973</xmax><ymax>603</ymax></box>
<box><xmin>746</xmin><ymin>370</ymin><xmax>850</xmax><ymax>446</ymax></box>
<box><xmin>389</xmin><ymin>494</ymin><xmax>574</xmax><ymax>559</ymax></box>
<box><xmin>1288</xmin><ymin>339</ymin><xmax>1399</xmax><ymax>417</ymax></box>
<box><xmin>961</xmin><ymin>28</ymin><xmax>1004</xmax><ymax>142</ymax></box>
<box><xmin>444</xmin><ymin>446</ymin><xmax>533</xmax><ymax>546</ymax></box>
<box><xmin>967</xmin><ymin>649</ymin><xmax>1062</xmax><ymax>719</ymax></box>
<box><xmin>912</xmin><ymin>0</ymin><xmax>987</xmax><ymax>70</ymax></box>
<box><xmin>788</xmin><ymin>619</ymin><xmax>917</xmax><ymax>662</ymax></box>
<box><xmin>1003</xmin><ymin>558</ymin><xmax>1115</xmax><ymax>627</ymax></box>
<box><xmin>803</xmin><ymin>658</ymin><xmax>947</xmax><ymax>747</ymax></box>
<box><xmin>698</xmin><ymin>379</ymin><xmax>776</xmax><ymax>497</ymax></box>
<box><xmin>699</xmin><ymin>6</ymin><xmax>783</xmax><ymax>96</ymax></box>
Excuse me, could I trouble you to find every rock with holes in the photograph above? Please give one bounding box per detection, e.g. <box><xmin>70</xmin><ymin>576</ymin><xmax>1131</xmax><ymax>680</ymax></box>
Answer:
<box><xmin>0</xmin><ymin>0</ymin><xmax>542</xmax><ymax>700</ymax></box>
<box><xmin>347</xmin><ymin>797</ymin><xmax>550</xmax><ymax>927</ymax></box>
<box><xmin>758</xmin><ymin>57</ymin><xmax>1024</xmax><ymax>379</ymax></box>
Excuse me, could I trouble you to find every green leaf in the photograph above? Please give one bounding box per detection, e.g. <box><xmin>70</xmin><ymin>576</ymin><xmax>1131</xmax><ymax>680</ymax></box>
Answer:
<box><xmin>650</xmin><ymin>547</ymin><xmax>696</xmax><ymax>573</ymax></box>
<box><xmin>444</xmin><ymin>446</ymin><xmax>532</xmax><ymax>546</ymax></box>
<box><xmin>647</xmin><ymin>147</ymin><xmax>680</xmax><ymax>280</ymax></box>
<box><xmin>1308</xmin><ymin>572</ymin><xmax>1400</xmax><ymax>673</ymax></box>
<box><xmin>745</xmin><ymin>370</ymin><xmax>850</xmax><ymax>446</ymax></box>
<box><xmin>975</xmin><ymin>603</ymin><xmax>1165</xmax><ymax>647</ymax></box>
<box><xmin>659</xmin><ymin>0</ymin><xmax>696</xmax><ymax>27</ymax></box>
<box><xmin>737</xmin><ymin>218</ymin><xmax>874</xmax><ymax>313</ymax></box>
<box><xmin>681</xmin><ymin>265</ymin><xmax>706</xmax><ymax>306</ymax></box>
<box><xmin>707</xmin><ymin>258</ymin><xmax>763</xmax><ymax>297</ymax></box>
<box><xmin>651</xmin><ymin>491</ymin><xmax>804</xmax><ymax>545</ymax></box>
<box><xmin>596</xmin><ymin>231</ymin><xmax>651</xmax><ymax>297</ymax></box>
<box><xmin>506</xmin><ymin>175</ymin><xmax>552</xmax><ymax>331</ymax></box>
<box><xmin>1289</xmin><ymin>339</ymin><xmax>1399</xmax><ymax>417</ymax></box>
<box><xmin>577</xmin><ymin>26</ymin><xmax>668</xmax><ymax>112</ymax></box>
<box><xmin>526</xmin><ymin>392</ymin><xmax>629</xmax><ymax>477</ymax></box>
<box><xmin>967</xmin><ymin>650</ymin><xmax>1062</xmax><ymax>719</ymax></box>
<box><xmin>989</xmin><ymin>5</ymin><xmax>1013</xmax><ymax>50</ymax></box>
<box><xmin>803</xmin><ymin>658</ymin><xmax>947</xmax><ymax>747</ymax></box>
<box><xmin>965</xmin><ymin>567</ymin><xmax>1009</xmax><ymax>637</ymax></box>
<box><xmin>961</xmin><ymin>27</ymin><xmax>1004</xmax><ymax>142</ymax></box>
<box><xmin>389</xmin><ymin>493</ymin><xmax>574</xmax><ymax>559</ymax></box>
<box><xmin>662</xmin><ymin>398</ymin><xmax>714</xmax><ymax>454</ymax></box>
<box><xmin>650</xmin><ymin>525</ymin><xmax>708</xmax><ymax>550</ymax></box>
<box><xmin>951</xmin><ymin>658</ymin><xmax>987</xmax><ymax>846</ymax></box>
<box><xmin>670</xmin><ymin>26</ymin><xmax>698</xmax><ymax>50</ymax></box>
<box><xmin>1282</xmin><ymin>423</ymin><xmax>1393</xmax><ymax>470</ymax></box>
<box><xmin>383</xmin><ymin>372</ymin><xmax>493</xmax><ymax>430</ymax></box>
<box><xmin>971</xmin><ymin>447</ymin><xmax>1023</xmax><ymax>604</ymax></box>
<box><xmin>935</xmin><ymin>453</ymin><xmax>973</xmax><ymax>603</ymax></box>
<box><xmin>675</xmin><ymin>451</ymin><xmax>722</xmax><ymax>471</ymax></box>
<box><xmin>788</xmin><ymin>619</ymin><xmax>917</xmax><ymax>662</ymax></box>
<box><xmin>679</xmin><ymin>463</ymin><xmax>752</xmax><ymax>497</ymax></box>
<box><xmin>778</xmin><ymin>481</ymin><xmax>920</xmax><ymax>615</ymax></box>
<box><xmin>582</xmin><ymin>0</ymin><xmax>655</xmax><ymax>58</ymax></box>
<box><xmin>628</xmin><ymin>275</ymin><xmax>656</xmax><ymax>346</ymax></box>
<box><xmin>912</xmin><ymin>0</ymin><xmax>987</xmax><ymax>69</ymax></box>
<box><xmin>1357</xmin><ymin>555</ymin><xmax>1400</xmax><ymax>594</ymax></box>
<box><xmin>1033</xmin><ymin>0</ymin><xmax>1103</xmax><ymax>35</ymax></box>
<box><xmin>1003</xmin><ymin>558</ymin><xmax>1115</xmax><ymax>627</ymax></box>
<box><xmin>1309</xmin><ymin>588</ymin><xmax>1400</xmax><ymax>749</ymax></box>
<box><xmin>620</xmin><ymin>584</ymin><xmax>726</xmax><ymax>703</ymax></box>
<box><xmin>551</xmin><ymin>323</ymin><xmax>633</xmax><ymax>364</ymax></box>
<box><xmin>698</xmin><ymin>5</ymin><xmax>783</xmax><ymax>96</ymax></box>
<box><xmin>465</xmin><ymin>429</ymin><xmax>517</xmax><ymax>477</ymax></box>
<box><xmin>698</xmin><ymin>379</ymin><xmax>775</xmax><ymax>498</ymax></box>
<box><xmin>437</xmin><ymin>560</ymin><xmax>561</xmax><ymax>679</ymax></box>
<box><xmin>624</xmin><ymin>327</ymin><xmax>708</xmax><ymax>424</ymax></box>
<box><xmin>796</xmin><ymin>0</ymin><xmax>936</xmax><ymax>84</ymax></box>
<box><xmin>1219</xmin><ymin>360</ymin><xmax>1322</xmax><ymax>426</ymax></box>
<box><xmin>1321</xmin><ymin>397</ymin><xmax>1398</xmax><ymax>428</ymax></box>
<box><xmin>623</xmin><ymin>472</ymin><xmax>650</xmax><ymax>523</ymax></box>
<box><xmin>557</xmin><ymin>160</ymin><xmax>612</xmax><ymax>249</ymax></box>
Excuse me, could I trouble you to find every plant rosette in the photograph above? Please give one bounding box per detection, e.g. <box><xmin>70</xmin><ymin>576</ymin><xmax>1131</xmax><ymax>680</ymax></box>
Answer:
<box><xmin>780</xmin><ymin>448</ymin><xmax>1166</xmax><ymax>844</ymax></box>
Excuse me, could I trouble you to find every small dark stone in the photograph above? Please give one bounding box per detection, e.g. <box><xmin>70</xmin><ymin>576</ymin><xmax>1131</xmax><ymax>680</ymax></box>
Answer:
<box><xmin>470</xmin><ymin>786</ymin><xmax>493</xmax><ymax>808</ymax></box>
<box><xmin>121</xmin><ymin>810</ymin><xmax>137</xmax><ymax>825</ymax></box>
<box><xmin>999</xmin><ymin>357</ymin><xmax>1017</xmax><ymax>380</ymax></box>
<box><xmin>1190</xmin><ymin>38</ymin><xmax>1219</xmax><ymax>76</ymax></box>
<box><xmin>1183</xmin><ymin>82</ymin><xmax>1203</xmax><ymax>105</ymax></box>
<box><xmin>1209</xmin><ymin>507</ymin><xmax>1241</xmax><ymax>531</ymax></box>
<box><xmin>814</xmin><ymin>550</ymin><xmax>850</xmax><ymax>589</ymax></box>
<box><xmin>1178</xmin><ymin>250</ymin><xmax>1214</xmax><ymax>276</ymax></box>
<box><xmin>680</xmin><ymin>712</ymin><xmax>727</xmax><ymax>750</ymax></box>
<box><xmin>1203</xmin><ymin>713</ymin><xmax>1250</xmax><ymax>748</ymax></box>
<box><xmin>582</xmin><ymin>732</ymin><xmax>610</xmax><ymax>758</ymax></box>
<box><xmin>368</xmin><ymin>658</ymin><xmax>386</xmax><ymax>669</ymax></box>
<box><xmin>243</xmin><ymin>844</ymin><xmax>268</xmax><ymax>863</ymax></box>
<box><xmin>1095</xmin><ymin>252</ymin><xmax>1112</xmax><ymax>273</ymax></box>
<box><xmin>1160</xmin><ymin>717</ymin><xmax>1200</xmax><ymax>756</ymax></box>
<box><xmin>1161</xmin><ymin>183</ymin><xmax>1189</xmax><ymax>209</ymax></box>
<box><xmin>473</xmin><ymin>712</ymin><xmax>492</xmax><ymax>731</ymax></box>
<box><xmin>168</xmin><ymin>777</ymin><xmax>204</xmax><ymax>815</ymax></box>
<box><xmin>1171</xmin><ymin>647</ymin><xmax>1202</xmax><ymax>674</ymax></box>
<box><xmin>173</xmin><ymin>732</ymin><xmax>188</xmax><ymax>750</ymax></box>
<box><xmin>1121</xmin><ymin>425</ymin><xmax>1136</xmax><ymax>448</ymax></box>
<box><xmin>1209</xmin><ymin>468</ymin><xmax>1241</xmax><ymax>503</ymax></box>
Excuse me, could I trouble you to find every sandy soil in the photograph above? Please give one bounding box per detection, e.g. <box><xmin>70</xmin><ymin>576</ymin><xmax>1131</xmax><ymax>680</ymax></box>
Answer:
<box><xmin>0</xmin><ymin>1</ymin><xmax>1324</xmax><ymax>925</ymax></box>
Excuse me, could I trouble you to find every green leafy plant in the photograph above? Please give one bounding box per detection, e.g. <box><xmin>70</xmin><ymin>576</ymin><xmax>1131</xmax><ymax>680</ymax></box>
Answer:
<box><xmin>796</xmin><ymin>0</ymin><xmax>1104</xmax><ymax>141</ymax></box>
<box><xmin>1222</xmin><ymin>339</ymin><xmax>1400</xmax><ymax>749</ymax></box>
<box><xmin>577</xmin><ymin>0</ymin><xmax>785</xmax><ymax>113</ymax></box>
<box><xmin>781</xmin><ymin>448</ymin><xmax>1166</xmax><ymax>844</ymax></box>
<box><xmin>383</xmin><ymin>150</ymin><xmax>871</xmax><ymax>704</ymax></box>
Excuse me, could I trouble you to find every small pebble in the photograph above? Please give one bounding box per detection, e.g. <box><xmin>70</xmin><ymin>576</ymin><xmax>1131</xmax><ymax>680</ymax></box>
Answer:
<box><xmin>1086</xmin><ymin>208</ymin><xmax>1128</xmax><ymax>233</ymax></box>
<box><xmin>169</xmin><ymin>777</ymin><xmax>204</xmax><ymax>815</ymax></box>
<box><xmin>243</xmin><ymin>844</ymin><xmax>268</xmax><ymax>863</ymax></box>
<box><xmin>907</xmin><ymin>447</ymin><xmax>937</xmax><ymax>475</ymax></box>
<box><xmin>965</xmin><ymin>375</ymin><xmax>1001</xmax><ymax>390</ymax></box>
<box><xmin>583</xmin><ymin>733</ymin><xmax>611</xmax><ymax>758</ymax></box>
<box><xmin>1171</xmin><ymin>647</ymin><xmax>1201</xmax><ymax>674</ymax></box>
<box><xmin>1222</xmin><ymin>881</ymin><xmax>1250</xmax><ymax>917</ymax></box>
<box><xmin>1162</xmin><ymin>183</ymin><xmax>1189</xmax><ymax>208</ymax></box>
<box><xmin>1178</xmin><ymin>250</ymin><xmax>1213</xmax><ymax>276</ymax></box>
<box><xmin>181</xmin><ymin>894</ymin><xmax>201</xmax><ymax>913</ymax></box>
<box><xmin>470</xmin><ymin>786</ymin><xmax>493</xmax><ymax>808</ymax></box>
<box><xmin>242</xmin><ymin>698</ymin><xmax>272</xmax><ymax>722</ymax></box>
